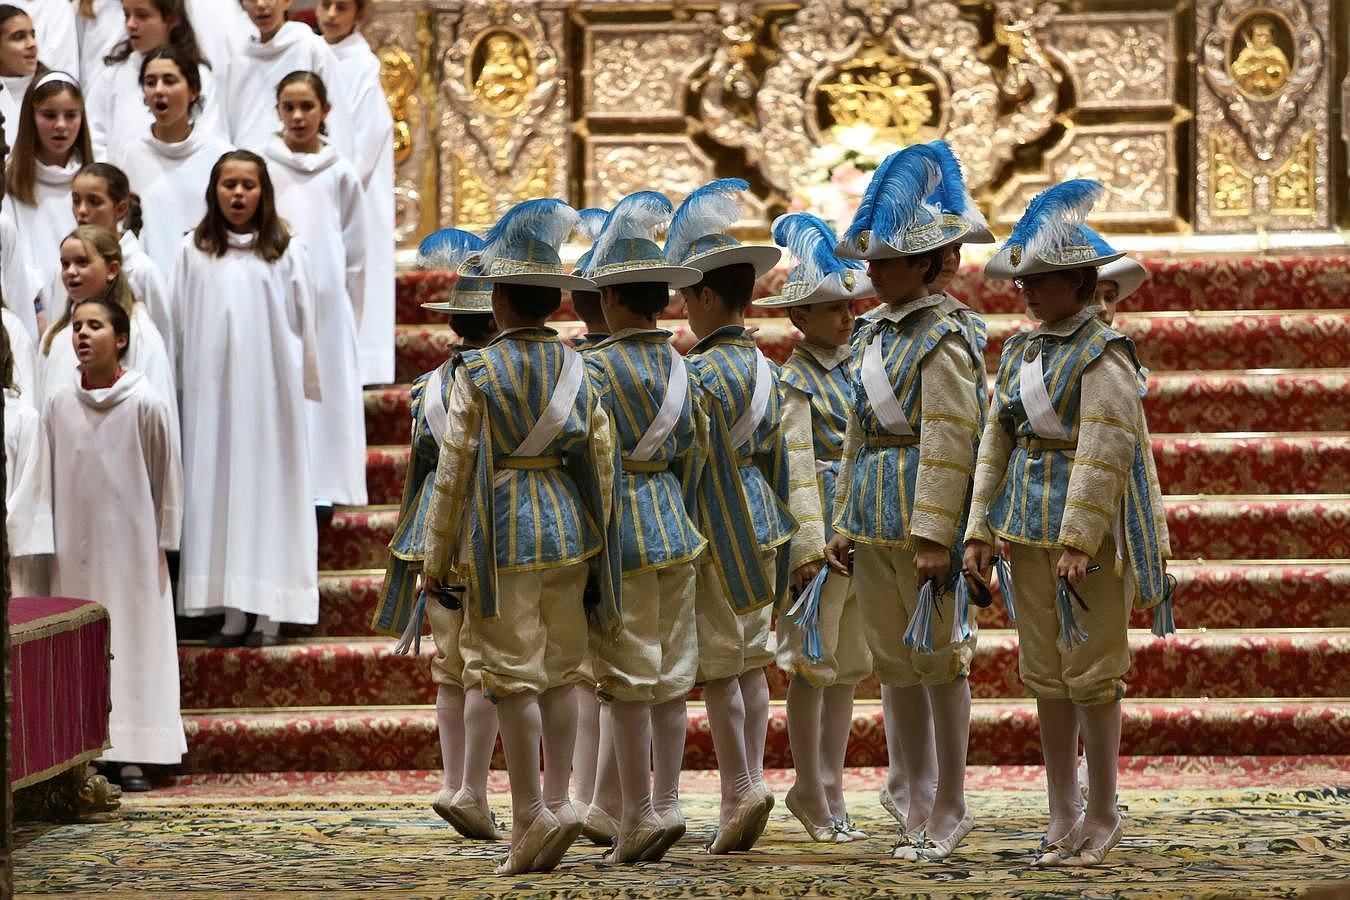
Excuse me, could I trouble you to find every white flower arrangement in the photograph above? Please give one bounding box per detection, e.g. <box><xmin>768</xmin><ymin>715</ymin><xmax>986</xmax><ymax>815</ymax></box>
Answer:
<box><xmin>788</xmin><ymin>125</ymin><xmax>900</xmax><ymax>231</ymax></box>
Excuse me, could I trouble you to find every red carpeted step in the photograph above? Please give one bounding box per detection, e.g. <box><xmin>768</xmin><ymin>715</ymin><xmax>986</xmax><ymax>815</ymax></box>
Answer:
<box><xmin>176</xmin><ymin>572</ymin><xmax>389</xmax><ymax>641</ymax></box>
<box><xmin>365</xmin><ymin>434</ymin><xmax>1350</xmax><ymax>505</ymax></box>
<box><xmin>179</xmin><ymin>698</ymin><xmax>1350</xmax><ymax>773</ymax></box>
<box><xmin>177</xmin><ymin>630</ymin><xmax>1350</xmax><ymax>709</ymax></box>
<box><xmin>367</xmin><ymin>370</ymin><xmax>1350</xmax><ymax>445</ymax></box>
<box><xmin>319</xmin><ymin>497</ymin><xmax>1350</xmax><ymax>571</ymax></box>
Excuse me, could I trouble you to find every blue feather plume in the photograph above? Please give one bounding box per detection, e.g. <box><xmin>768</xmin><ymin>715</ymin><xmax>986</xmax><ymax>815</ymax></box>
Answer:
<box><xmin>584</xmin><ymin>191</ymin><xmax>674</xmax><ymax>276</ymax></box>
<box><xmin>920</xmin><ymin>140</ymin><xmax>989</xmax><ymax>233</ymax></box>
<box><xmin>416</xmin><ymin>228</ymin><xmax>483</xmax><ymax>271</ymax></box>
<box><xmin>772</xmin><ymin>212</ymin><xmax>863</xmax><ymax>284</ymax></box>
<box><xmin>843</xmin><ymin>147</ymin><xmax>940</xmax><ymax>251</ymax></box>
<box><xmin>1004</xmin><ymin>179</ymin><xmax>1103</xmax><ymax>265</ymax></box>
<box><xmin>575</xmin><ymin>207</ymin><xmax>608</xmax><ymax>242</ymax></box>
<box><xmin>665</xmin><ymin>178</ymin><xmax>748</xmax><ymax>263</ymax></box>
<box><xmin>477</xmin><ymin>198</ymin><xmax>579</xmax><ymax>271</ymax></box>
<box><xmin>1084</xmin><ymin>226</ymin><xmax>1118</xmax><ymax>257</ymax></box>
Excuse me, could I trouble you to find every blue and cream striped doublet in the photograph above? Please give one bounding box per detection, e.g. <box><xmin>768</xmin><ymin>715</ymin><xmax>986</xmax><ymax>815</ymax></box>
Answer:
<box><xmin>943</xmin><ymin>298</ymin><xmax>991</xmax><ymax>416</ymax></box>
<box><xmin>989</xmin><ymin>316</ymin><xmax>1170</xmax><ymax>608</ymax></box>
<box><xmin>586</xmin><ymin>330</ymin><xmax>708</xmax><ymax>574</ymax></box>
<box><xmin>686</xmin><ymin>325</ymin><xmax>796</xmax><ymax>611</ymax></box>
<box><xmin>780</xmin><ymin>345</ymin><xmax>851</xmax><ymax>534</ymax></box>
<box><xmin>373</xmin><ymin>364</ymin><xmax>448</xmax><ymax>636</ymax></box>
<box><xmin>834</xmin><ymin>304</ymin><xmax>962</xmax><ymax>546</ymax></box>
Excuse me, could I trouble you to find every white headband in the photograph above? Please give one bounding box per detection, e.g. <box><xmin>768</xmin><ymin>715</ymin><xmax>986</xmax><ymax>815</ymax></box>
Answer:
<box><xmin>35</xmin><ymin>71</ymin><xmax>80</xmax><ymax>92</ymax></box>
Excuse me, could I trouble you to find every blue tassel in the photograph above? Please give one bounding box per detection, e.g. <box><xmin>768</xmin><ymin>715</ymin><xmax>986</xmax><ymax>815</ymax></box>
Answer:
<box><xmin>994</xmin><ymin>556</ymin><xmax>1017</xmax><ymax>625</ymax></box>
<box><xmin>1056</xmin><ymin>580</ymin><xmax>1090</xmax><ymax>649</ymax></box>
<box><xmin>904</xmin><ymin>580</ymin><xmax>938</xmax><ymax>654</ymax></box>
<box><xmin>787</xmin><ymin>567</ymin><xmax>829</xmax><ymax>663</ymax></box>
<box><xmin>394</xmin><ymin>590</ymin><xmax>428</xmax><ymax>656</ymax></box>
<box><xmin>1151</xmin><ymin>575</ymin><xmax>1177</xmax><ymax>637</ymax></box>
<box><xmin>951</xmin><ymin>573</ymin><xmax>973</xmax><ymax>644</ymax></box>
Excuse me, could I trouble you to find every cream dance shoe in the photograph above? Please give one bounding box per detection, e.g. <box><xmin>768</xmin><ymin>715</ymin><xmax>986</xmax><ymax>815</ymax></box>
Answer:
<box><xmin>1063</xmin><ymin>819</ymin><xmax>1123</xmax><ymax>866</ymax></box>
<box><xmin>917</xmin><ymin>813</ymin><xmax>976</xmax><ymax>862</ymax></box>
<box><xmin>785</xmin><ymin>787</ymin><xmax>844</xmax><ymax>843</ymax></box>
<box><xmin>641</xmin><ymin>807</ymin><xmax>685</xmax><ymax>862</ymax></box>
<box><xmin>433</xmin><ymin>788</ymin><xmax>501</xmax><ymax>840</ymax></box>
<box><xmin>607</xmin><ymin>812</ymin><xmax>668</xmax><ymax>864</ymax></box>
<box><xmin>878</xmin><ymin>789</ymin><xmax>908</xmax><ymax>828</ymax></box>
<box><xmin>735</xmin><ymin>782</ymin><xmax>775</xmax><ymax>851</ymax></box>
<box><xmin>706</xmin><ymin>790</ymin><xmax>767</xmax><ymax>854</ymax></box>
<box><xmin>1032</xmin><ymin>814</ymin><xmax>1086</xmax><ymax>867</ymax></box>
<box><xmin>531</xmin><ymin>801</ymin><xmax>584</xmax><ymax>872</ymax></box>
<box><xmin>494</xmin><ymin>807</ymin><xmax>559</xmax><ymax>875</ymax></box>
<box><xmin>581</xmin><ymin>804</ymin><xmax>619</xmax><ymax>846</ymax></box>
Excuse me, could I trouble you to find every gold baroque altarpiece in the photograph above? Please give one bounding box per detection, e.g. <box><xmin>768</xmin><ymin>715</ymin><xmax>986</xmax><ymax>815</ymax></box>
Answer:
<box><xmin>364</xmin><ymin>0</ymin><xmax>1347</xmax><ymax>244</ymax></box>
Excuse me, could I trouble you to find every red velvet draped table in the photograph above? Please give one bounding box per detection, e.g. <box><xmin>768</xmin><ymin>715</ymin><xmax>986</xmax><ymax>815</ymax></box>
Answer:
<box><xmin>8</xmin><ymin>597</ymin><xmax>111</xmax><ymax>789</ymax></box>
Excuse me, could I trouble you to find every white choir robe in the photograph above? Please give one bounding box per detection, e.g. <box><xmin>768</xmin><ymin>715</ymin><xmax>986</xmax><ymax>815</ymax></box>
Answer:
<box><xmin>0</xmin><ymin>72</ymin><xmax>34</xmax><ymax>152</ymax></box>
<box><xmin>1</xmin><ymin>211</ymin><xmax>43</xmax><ymax>341</ymax></box>
<box><xmin>185</xmin><ymin>0</ymin><xmax>251</xmax><ymax>72</ymax></box>
<box><xmin>5</xmin><ymin>387</ymin><xmax>52</xmax><ymax>596</ymax></box>
<box><xmin>264</xmin><ymin>136</ymin><xmax>367</xmax><ymax>506</ymax></box>
<box><xmin>75</xmin><ymin>0</ymin><xmax>122</xmax><ymax>83</ymax></box>
<box><xmin>46</xmin><ymin>369</ymin><xmax>186</xmax><ymax>764</ymax></box>
<box><xmin>12</xmin><ymin>0</ymin><xmax>78</xmax><ymax>75</ymax></box>
<box><xmin>112</xmin><ymin>128</ymin><xmax>234</xmax><ymax>284</ymax></box>
<box><xmin>2</xmin><ymin>308</ymin><xmax>39</xmax><ymax>405</ymax></box>
<box><xmin>332</xmin><ymin>29</ymin><xmax>395</xmax><ymax>386</ymax></box>
<box><xmin>119</xmin><ymin>230</ymin><xmax>176</xmax><ymax>375</ymax></box>
<box><xmin>85</xmin><ymin>51</ymin><xmax>225</xmax><ymax>162</ymax></box>
<box><xmin>2</xmin><ymin>156</ymin><xmax>82</xmax><ymax>320</ymax></box>
<box><xmin>173</xmin><ymin>231</ymin><xmax>322</xmax><ymax>624</ymax></box>
<box><xmin>221</xmin><ymin>22</ymin><xmax>353</xmax><ymax>160</ymax></box>
<box><xmin>40</xmin><ymin>301</ymin><xmax>176</xmax><ymax>435</ymax></box>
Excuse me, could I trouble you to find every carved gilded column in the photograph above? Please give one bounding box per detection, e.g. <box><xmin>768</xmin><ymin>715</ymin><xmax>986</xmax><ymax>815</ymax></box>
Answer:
<box><xmin>435</xmin><ymin>1</ymin><xmax>570</xmax><ymax>230</ymax></box>
<box><xmin>1194</xmin><ymin>0</ymin><xmax>1332</xmax><ymax>231</ymax></box>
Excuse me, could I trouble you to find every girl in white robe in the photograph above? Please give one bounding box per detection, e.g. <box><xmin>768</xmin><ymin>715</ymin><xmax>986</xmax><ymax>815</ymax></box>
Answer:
<box><xmin>264</xmin><ymin>70</ymin><xmax>366</xmax><ymax>508</ymax></box>
<box><xmin>1</xmin><ymin>307</ymin><xmax>37</xmax><ymax>400</ymax></box>
<box><xmin>174</xmin><ymin>148</ymin><xmax>322</xmax><ymax>644</ymax></box>
<box><xmin>0</xmin><ymin>5</ymin><xmax>39</xmax><ymax>151</ymax></box>
<box><xmin>1</xmin><ymin>71</ymin><xmax>93</xmax><ymax>330</ymax></box>
<box><xmin>46</xmin><ymin>293</ymin><xmax>185</xmax><ymax>783</ymax></box>
<box><xmin>1</xmin><ymin>213</ymin><xmax>42</xmax><ymax>342</ymax></box>
<box><xmin>112</xmin><ymin>45</ymin><xmax>232</xmax><ymax>280</ymax></box>
<box><xmin>2</xmin><ymin>320</ymin><xmax>51</xmax><ymax>597</ymax></box>
<box><xmin>220</xmin><ymin>5</ymin><xmax>352</xmax><ymax>158</ymax></box>
<box><xmin>83</xmin><ymin>0</ymin><xmax>220</xmax><ymax>161</ymax></box>
<box><xmin>184</xmin><ymin>0</ymin><xmax>249</xmax><ymax>72</ymax></box>
<box><xmin>8</xmin><ymin>0</ymin><xmax>76</xmax><ymax>75</ymax></box>
<box><xmin>320</xmin><ymin>0</ymin><xmax>394</xmax><ymax>385</ymax></box>
<box><xmin>39</xmin><ymin>225</ymin><xmax>175</xmax><ymax>430</ymax></box>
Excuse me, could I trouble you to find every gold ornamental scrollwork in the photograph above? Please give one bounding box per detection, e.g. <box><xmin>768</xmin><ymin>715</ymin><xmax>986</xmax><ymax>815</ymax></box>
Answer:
<box><xmin>700</xmin><ymin>0</ymin><xmax>1062</xmax><ymax>196</ymax></box>
<box><xmin>379</xmin><ymin>44</ymin><xmax>419</xmax><ymax>165</ymax></box>
<box><xmin>1271</xmin><ymin>132</ymin><xmax>1316</xmax><ymax>216</ymax></box>
<box><xmin>1209</xmin><ymin>134</ymin><xmax>1255</xmax><ymax>217</ymax></box>
<box><xmin>1199</xmin><ymin>2</ymin><xmax>1323</xmax><ymax>162</ymax></box>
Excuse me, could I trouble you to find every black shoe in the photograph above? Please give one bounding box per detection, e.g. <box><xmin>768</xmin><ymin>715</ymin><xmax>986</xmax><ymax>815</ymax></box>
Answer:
<box><xmin>113</xmin><ymin>765</ymin><xmax>153</xmax><ymax>792</ymax></box>
<box><xmin>204</xmin><ymin>629</ymin><xmax>249</xmax><ymax>648</ymax></box>
<box><xmin>245</xmin><ymin>631</ymin><xmax>281</xmax><ymax>648</ymax></box>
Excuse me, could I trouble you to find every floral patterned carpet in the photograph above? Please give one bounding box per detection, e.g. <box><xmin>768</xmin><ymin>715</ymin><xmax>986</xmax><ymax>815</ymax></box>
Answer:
<box><xmin>15</xmin><ymin>764</ymin><xmax>1350</xmax><ymax>898</ymax></box>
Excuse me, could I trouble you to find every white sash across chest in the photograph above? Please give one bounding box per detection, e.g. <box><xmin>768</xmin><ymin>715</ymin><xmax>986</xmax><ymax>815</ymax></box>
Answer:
<box><xmin>1019</xmin><ymin>340</ymin><xmax>1071</xmax><ymax>440</ymax></box>
<box><xmin>493</xmin><ymin>345</ymin><xmax>584</xmax><ymax>487</ymax></box>
<box><xmin>423</xmin><ymin>367</ymin><xmax>449</xmax><ymax>444</ymax></box>
<box><xmin>628</xmin><ymin>344</ymin><xmax>688</xmax><ymax>463</ymax></box>
<box><xmin>727</xmin><ymin>349</ymin><xmax>773</xmax><ymax>452</ymax></box>
<box><xmin>861</xmin><ymin>332</ymin><xmax>914</xmax><ymax>437</ymax></box>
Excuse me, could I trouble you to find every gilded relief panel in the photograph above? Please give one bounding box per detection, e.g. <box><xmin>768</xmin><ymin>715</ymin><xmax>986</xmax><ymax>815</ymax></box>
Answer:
<box><xmin>1047</xmin><ymin>13</ymin><xmax>1175</xmax><ymax>110</ymax></box>
<box><xmin>1194</xmin><ymin>0</ymin><xmax>1331</xmax><ymax>231</ymax></box>
<box><xmin>584</xmin><ymin>24</ymin><xmax>716</xmax><ymax>122</ymax></box>
<box><xmin>434</xmin><ymin>2</ymin><xmax>570</xmax><ymax>230</ymax></box>
<box><xmin>583</xmin><ymin>135</ymin><xmax>768</xmax><ymax>223</ymax></box>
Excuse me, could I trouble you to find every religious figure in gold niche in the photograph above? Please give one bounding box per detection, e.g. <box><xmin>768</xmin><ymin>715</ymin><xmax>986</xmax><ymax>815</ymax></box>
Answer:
<box><xmin>379</xmin><ymin>46</ymin><xmax>418</xmax><ymax>166</ymax></box>
<box><xmin>817</xmin><ymin>49</ymin><xmax>938</xmax><ymax>141</ymax></box>
<box><xmin>471</xmin><ymin>31</ymin><xmax>535</xmax><ymax>117</ymax></box>
<box><xmin>1229</xmin><ymin>16</ymin><xmax>1292</xmax><ymax>99</ymax></box>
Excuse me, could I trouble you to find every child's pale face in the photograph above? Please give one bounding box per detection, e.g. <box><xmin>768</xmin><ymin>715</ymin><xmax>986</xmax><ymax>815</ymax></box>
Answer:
<box><xmin>123</xmin><ymin>0</ymin><xmax>175</xmax><ymax>54</ymax></box>
<box><xmin>142</xmin><ymin>57</ymin><xmax>196</xmax><ymax>126</ymax></box>
<box><xmin>72</xmin><ymin>303</ymin><xmax>127</xmax><ymax>368</ymax></box>
<box><xmin>34</xmin><ymin>91</ymin><xmax>83</xmax><ymax>163</ymax></box>
<box><xmin>60</xmin><ymin>238</ymin><xmax>118</xmax><ymax>302</ymax></box>
<box><xmin>1095</xmin><ymin>279</ymin><xmax>1120</xmax><ymax>325</ymax></box>
<box><xmin>931</xmin><ymin>243</ymin><xmax>961</xmax><ymax>293</ymax></box>
<box><xmin>790</xmin><ymin>299</ymin><xmax>855</xmax><ymax>349</ymax></box>
<box><xmin>1017</xmin><ymin>270</ymin><xmax>1083</xmax><ymax>324</ymax></box>
<box><xmin>317</xmin><ymin>0</ymin><xmax>360</xmax><ymax>44</ymax></box>
<box><xmin>867</xmin><ymin>255</ymin><xmax>925</xmax><ymax>304</ymax></box>
<box><xmin>71</xmin><ymin>175</ymin><xmax>126</xmax><ymax>233</ymax></box>
<box><xmin>242</xmin><ymin>0</ymin><xmax>291</xmax><ymax>40</ymax></box>
<box><xmin>0</xmin><ymin>14</ymin><xmax>37</xmax><ymax>78</ymax></box>
<box><xmin>216</xmin><ymin>160</ymin><xmax>263</xmax><ymax>231</ymax></box>
<box><xmin>276</xmin><ymin>82</ymin><xmax>327</xmax><ymax>150</ymax></box>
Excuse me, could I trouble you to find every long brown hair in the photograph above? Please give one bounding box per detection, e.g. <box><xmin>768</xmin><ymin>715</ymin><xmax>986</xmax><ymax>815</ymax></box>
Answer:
<box><xmin>42</xmin><ymin>226</ymin><xmax>137</xmax><ymax>355</ymax></box>
<box><xmin>105</xmin><ymin>0</ymin><xmax>209</xmax><ymax>69</ymax></box>
<box><xmin>193</xmin><ymin>150</ymin><xmax>290</xmax><ymax>262</ymax></box>
<box><xmin>6</xmin><ymin>75</ymin><xmax>93</xmax><ymax>205</ymax></box>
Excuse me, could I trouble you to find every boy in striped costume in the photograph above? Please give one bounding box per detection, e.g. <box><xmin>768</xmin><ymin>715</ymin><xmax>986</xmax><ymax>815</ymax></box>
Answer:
<box><xmin>965</xmin><ymin>180</ymin><xmax>1172</xmax><ymax>867</ymax></box>
<box><xmin>666</xmin><ymin>179</ymin><xmax>825</xmax><ymax>854</ymax></box>
<box><xmin>577</xmin><ymin>191</ymin><xmax>707</xmax><ymax>863</ymax></box>
<box><xmin>422</xmin><ymin>200</ymin><xmax>620</xmax><ymax>875</ymax></box>
<box><xmin>824</xmin><ymin>146</ymin><xmax>984</xmax><ymax>861</ymax></box>
<box><xmin>374</xmin><ymin>229</ymin><xmax>501</xmax><ymax>841</ymax></box>
<box><xmin>757</xmin><ymin>213</ymin><xmax>877</xmax><ymax>843</ymax></box>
